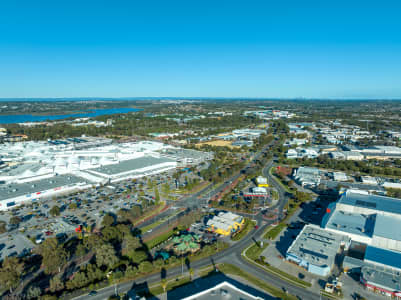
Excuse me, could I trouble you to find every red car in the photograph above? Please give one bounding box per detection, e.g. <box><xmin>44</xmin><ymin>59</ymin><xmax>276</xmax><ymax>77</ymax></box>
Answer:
<box><xmin>45</xmin><ymin>231</ymin><xmax>53</xmax><ymax>236</ymax></box>
<box><xmin>254</xmin><ymin>225</ymin><xmax>259</xmax><ymax>229</ymax></box>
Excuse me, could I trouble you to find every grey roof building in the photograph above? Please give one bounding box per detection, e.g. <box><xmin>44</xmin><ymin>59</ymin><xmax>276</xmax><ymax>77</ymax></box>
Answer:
<box><xmin>286</xmin><ymin>224</ymin><xmax>350</xmax><ymax>276</ymax></box>
<box><xmin>85</xmin><ymin>155</ymin><xmax>177</xmax><ymax>182</ymax></box>
<box><xmin>293</xmin><ymin>166</ymin><xmax>321</xmax><ymax>186</ymax></box>
<box><xmin>0</xmin><ymin>174</ymin><xmax>88</xmax><ymax>202</ymax></box>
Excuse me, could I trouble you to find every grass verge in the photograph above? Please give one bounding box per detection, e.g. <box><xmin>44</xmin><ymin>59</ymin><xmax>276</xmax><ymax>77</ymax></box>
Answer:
<box><xmin>133</xmin><ymin>202</ymin><xmax>167</xmax><ymax>226</ymax></box>
<box><xmin>320</xmin><ymin>290</ymin><xmax>343</xmax><ymax>299</ymax></box>
<box><xmin>219</xmin><ymin>263</ymin><xmax>298</xmax><ymax>300</ymax></box>
<box><xmin>256</xmin><ymin>261</ymin><xmax>311</xmax><ymax>288</ymax></box>
<box><xmin>245</xmin><ymin>241</ymin><xmax>269</xmax><ymax>260</ymax></box>
<box><xmin>242</xmin><ymin>243</ymin><xmax>311</xmax><ymax>288</ymax></box>
<box><xmin>144</xmin><ymin>229</ymin><xmax>176</xmax><ymax>249</ymax></box>
<box><xmin>269</xmin><ymin>165</ymin><xmax>293</xmax><ymax>194</ymax></box>
<box><xmin>263</xmin><ymin>222</ymin><xmax>287</xmax><ymax>240</ymax></box>
<box><xmin>231</xmin><ymin>218</ymin><xmax>255</xmax><ymax>241</ymax></box>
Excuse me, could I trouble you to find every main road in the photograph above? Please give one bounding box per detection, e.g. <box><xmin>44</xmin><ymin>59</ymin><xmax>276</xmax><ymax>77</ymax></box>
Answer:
<box><xmin>139</xmin><ymin>138</ymin><xmax>278</xmax><ymax>236</ymax></box>
<box><xmin>72</xmin><ymin>218</ymin><xmax>327</xmax><ymax>300</ymax></box>
<box><xmin>72</xmin><ymin>159</ymin><xmax>330</xmax><ymax>300</ymax></box>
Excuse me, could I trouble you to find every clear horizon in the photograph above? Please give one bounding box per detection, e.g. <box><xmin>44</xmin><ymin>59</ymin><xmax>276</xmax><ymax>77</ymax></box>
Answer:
<box><xmin>1</xmin><ymin>0</ymin><xmax>401</xmax><ymax>98</ymax></box>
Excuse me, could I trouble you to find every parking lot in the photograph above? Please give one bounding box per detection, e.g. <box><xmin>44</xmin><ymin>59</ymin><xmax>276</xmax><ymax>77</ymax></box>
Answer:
<box><xmin>260</xmin><ymin>194</ymin><xmax>332</xmax><ymax>286</ymax></box>
<box><xmin>0</xmin><ymin>167</ymin><xmax>196</xmax><ymax>260</ymax></box>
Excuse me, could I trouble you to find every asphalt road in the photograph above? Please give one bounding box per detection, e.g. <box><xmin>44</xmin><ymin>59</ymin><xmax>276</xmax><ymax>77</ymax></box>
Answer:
<box><xmin>70</xmin><ymin>140</ymin><xmax>331</xmax><ymax>300</ymax></box>
<box><xmin>72</xmin><ymin>217</ymin><xmax>329</xmax><ymax>300</ymax></box>
<box><xmin>72</xmin><ymin>166</ymin><xmax>331</xmax><ymax>299</ymax></box>
<box><xmin>262</xmin><ymin>160</ymin><xmax>288</xmax><ymax>220</ymax></box>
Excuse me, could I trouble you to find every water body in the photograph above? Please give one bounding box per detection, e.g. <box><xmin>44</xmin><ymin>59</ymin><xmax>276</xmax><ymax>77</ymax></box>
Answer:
<box><xmin>0</xmin><ymin>107</ymin><xmax>140</xmax><ymax>124</ymax></box>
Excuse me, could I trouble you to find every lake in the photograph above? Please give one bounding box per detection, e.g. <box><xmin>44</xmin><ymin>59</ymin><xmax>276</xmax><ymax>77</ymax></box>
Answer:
<box><xmin>0</xmin><ymin>107</ymin><xmax>140</xmax><ymax>124</ymax></box>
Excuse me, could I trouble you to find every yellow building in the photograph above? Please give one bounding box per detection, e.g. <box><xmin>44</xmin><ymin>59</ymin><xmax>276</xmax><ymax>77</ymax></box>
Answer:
<box><xmin>256</xmin><ymin>176</ymin><xmax>269</xmax><ymax>187</ymax></box>
<box><xmin>207</xmin><ymin>212</ymin><xmax>244</xmax><ymax>236</ymax></box>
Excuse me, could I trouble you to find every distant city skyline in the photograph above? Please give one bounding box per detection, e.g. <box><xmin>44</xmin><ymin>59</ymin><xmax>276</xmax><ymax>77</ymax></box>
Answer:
<box><xmin>1</xmin><ymin>0</ymin><xmax>401</xmax><ymax>98</ymax></box>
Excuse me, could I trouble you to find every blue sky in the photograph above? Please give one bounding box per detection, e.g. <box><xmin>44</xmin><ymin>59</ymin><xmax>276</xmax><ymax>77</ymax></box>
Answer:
<box><xmin>1</xmin><ymin>0</ymin><xmax>401</xmax><ymax>98</ymax></box>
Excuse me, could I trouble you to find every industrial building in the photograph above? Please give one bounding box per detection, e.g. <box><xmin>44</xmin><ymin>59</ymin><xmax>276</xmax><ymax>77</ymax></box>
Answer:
<box><xmin>361</xmin><ymin>176</ymin><xmax>378</xmax><ymax>185</ymax></box>
<box><xmin>286</xmin><ymin>224</ymin><xmax>350</xmax><ymax>276</ymax></box>
<box><xmin>322</xmin><ymin>191</ymin><xmax>401</xmax><ymax>250</ymax></box>
<box><xmin>293</xmin><ymin>166</ymin><xmax>321</xmax><ymax>187</ymax></box>
<box><xmin>287</xmin><ymin>189</ymin><xmax>401</xmax><ymax>283</ymax></box>
<box><xmin>319</xmin><ymin>190</ymin><xmax>401</xmax><ymax>296</ymax></box>
<box><xmin>332</xmin><ymin>172</ymin><xmax>348</xmax><ymax>182</ymax></box>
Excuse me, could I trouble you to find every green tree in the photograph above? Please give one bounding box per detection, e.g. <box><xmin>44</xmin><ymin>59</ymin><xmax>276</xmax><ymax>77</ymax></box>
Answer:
<box><xmin>95</xmin><ymin>244</ymin><xmax>118</xmax><ymax>269</ymax></box>
<box><xmin>83</xmin><ymin>234</ymin><xmax>103</xmax><ymax>252</ymax></box>
<box><xmin>147</xmin><ymin>178</ymin><xmax>154</xmax><ymax>190</ymax></box>
<box><xmin>66</xmin><ymin>271</ymin><xmax>88</xmax><ymax>290</ymax></box>
<box><xmin>0</xmin><ymin>221</ymin><xmax>7</xmax><ymax>234</ymax></box>
<box><xmin>386</xmin><ymin>188</ymin><xmax>401</xmax><ymax>199</ymax></box>
<box><xmin>49</xmin><ymin>274</ymin><xmax>64</xmax><ymax>293</ymax></box>
<box><xmin>75</xmin><ymin>243</ymin><xmax>87</xmax><ymax>257</ymax></box>
<box><xmin>9</xmin><ymin>216</ymin><xmax>22</xmax><ymax>225</ymax></box>
<box><xmin>154</xmin><ymin>187</ymin><xmax>160</xmax><ymax>204</ymax></box>
<box><xmin>39</xmin><ymin>237</ymin><xmax>68</xmax><ymax>274</ymax></box>
<box><xmin>49</xmin><ymin>205</ymin><xmax>60</xmax><ymax>217</ymax></box>
<box><xmin>129</xmin><ymin>249</ymin><xmax>148</xmax><ymax>264</ymax></box>
<box><xmin>0</xmin><ymin>257</ymin><xmax>24</xmax><ymax>293</ymax></box>
<box><xmin>40</xmin><ymin>295</ymin><xmax>58</xmax><ymax>300</ymax></box>
<box><xmin>161</xmin><ymin>278</ymin><xmax>167</xmax><ymax>293</ymax></box>
<box><xmin>85</xmin><ymin>263</ymin><xmax>104</xmax><ymax>282</ymax></box>
<box><xmin>295</xmin><ymin>191</ymin><xmax>311</xmax><ymax>203</ymax></box>
<box><xmin>129</xmin><ymin>205</ymin><xmax>142</xmax><ymax>218</ymax></box>
<box><xmin>102</xmin><ymin>214</ymin><xmax>115</xmax><ymax>227</ymax></box>
<box><xmin>101</xmin><ymin>226</ymin><xmax>123</xmax><ymax>242</ymax></box>
<box><xmin>138</xmin><ymin>261</ymin><xmax>153</xmax><ymax>273</ymax></box>
<box><xmin>122</xmin><ymin>235</ymin><xmax>141</xmax><ymax>256</ymax></box>
<box><xmin>162</xmin><ymin>183</ymin><xmax>170</xmax><ymax>197</ymax></box>
<box><xmin>26</xmin><ymin>285</ymin><xmax>41</xmax><ymax>299</ymax></box>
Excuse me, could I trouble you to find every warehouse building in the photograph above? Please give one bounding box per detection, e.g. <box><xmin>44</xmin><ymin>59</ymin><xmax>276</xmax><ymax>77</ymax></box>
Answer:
<box><xmin>344</xmin><ymin>246</ymin><xmax>401</xmax><ymax>298</ymax></box>
<box><xmin>286</xmin><ymin>224</ymin><xmax>350</xmax><ymax>276</ymax></box>
<box><xmin>360</xmin><ymin>246</ymin><xmax>401</xmax><ymax>298</ymax></box>
<box><xmin>322</xmin><ymin>191</ymin><xmax>401</xmax><ymax>251</ymax></box>
<box><xmin>320</xmin><ymin>190</ymin><xmax>401</xmax><ymax>296</ymax></box>
<box><xmin>332</xmin><ymin>172</ymin><xmax>348</xmax><ymax>182</ymax></box>
<box><xmin>293</xmin><ymin>166</ymin><xmax>320</xmax><ymax>187</ymax></box>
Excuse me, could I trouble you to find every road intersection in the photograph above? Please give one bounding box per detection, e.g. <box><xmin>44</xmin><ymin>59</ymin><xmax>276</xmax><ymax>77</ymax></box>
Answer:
<box><xmin>72</xmin><ymin>157</ymin><xmax>333</xmax><ymax>300</ymax></box>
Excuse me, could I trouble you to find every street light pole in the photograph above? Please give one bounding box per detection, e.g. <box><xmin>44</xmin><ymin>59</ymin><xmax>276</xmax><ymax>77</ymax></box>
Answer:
<box><xmin>181</xmin><ymin>256</ymin><xmax>184</xmax><ymax>277</ymax></box>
